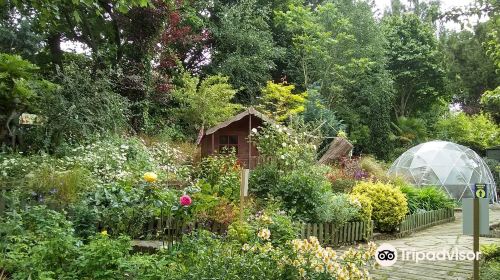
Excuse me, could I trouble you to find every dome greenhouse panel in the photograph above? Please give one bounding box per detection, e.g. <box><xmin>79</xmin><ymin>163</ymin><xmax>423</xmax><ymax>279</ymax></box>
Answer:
<box><xmin>388</xmin><ymin>140</ymin><xmax>498</xmax><ymax>203</ymax></box>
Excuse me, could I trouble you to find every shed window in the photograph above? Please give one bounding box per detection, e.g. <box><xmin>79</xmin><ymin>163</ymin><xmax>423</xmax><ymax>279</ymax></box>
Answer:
<box><xmin>219</xmin><ymin>135</ymin><xmax>238</xmax><ymax>154</ymax></box>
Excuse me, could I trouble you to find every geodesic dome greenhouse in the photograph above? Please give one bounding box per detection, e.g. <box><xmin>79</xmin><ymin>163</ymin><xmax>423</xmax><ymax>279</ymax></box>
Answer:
<box><xmin>388</xmin><ymin>140</ymin><xmax>498</xmax><ymax>203</ymax></box>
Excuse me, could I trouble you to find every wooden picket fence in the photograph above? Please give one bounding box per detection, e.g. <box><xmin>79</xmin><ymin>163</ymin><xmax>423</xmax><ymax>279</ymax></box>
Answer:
<box><xmin>299</xmin><ymin>220</ymin><xmax>374</xmax><ymax>246</ymax></box>
<box><xmin>142</xmin><ymin>218</ymin><xmax>227</xmax><ymax>246</ymax></box>
<box><xmin>396</xmin><ymin>208</ymin><xmax>455</xmax><ymax>237</ymax></box>
<box><xmin>139</xmin><ymin>219</ymin><xmax>373</xmax><ymax>249</ymax></box>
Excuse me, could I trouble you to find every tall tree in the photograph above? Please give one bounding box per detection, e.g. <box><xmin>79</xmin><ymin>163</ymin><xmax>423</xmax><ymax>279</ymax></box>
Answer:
<box><xmin>276</xmin><ymin>1</ymin><xmax>394</xmax><ymax>158</ymax></box>
<box><xmin>206</xmin><ymin>0</ymin><xmax>284</xmax><ymax>103</ymax></box>
<box><xmin>382</xmin><ymin>13</ymin><xmax>447</xmax><ymax>118</ymax></box>
<box><xmin>5</xmin><ymin>0</ymin><xmax>154</xmax><ymax>70</ymax></box>
<box><xmin>442</xmin><ymin>23</ymin><xmax>499</xmax><ymax>114</ymax></box>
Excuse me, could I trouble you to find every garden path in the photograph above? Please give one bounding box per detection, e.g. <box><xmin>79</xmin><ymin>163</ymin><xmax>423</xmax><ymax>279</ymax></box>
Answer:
<box><xmin>369</xmin><ymin>208</ymin><xmax>500</xmax><ymax>280</ymax></box>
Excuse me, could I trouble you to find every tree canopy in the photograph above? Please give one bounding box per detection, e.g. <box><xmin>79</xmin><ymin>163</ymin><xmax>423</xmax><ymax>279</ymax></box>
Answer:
<box><xmin>1</xmin><ymin>0</ymin><xmax>498</xmax><ymax>158</ymax></box>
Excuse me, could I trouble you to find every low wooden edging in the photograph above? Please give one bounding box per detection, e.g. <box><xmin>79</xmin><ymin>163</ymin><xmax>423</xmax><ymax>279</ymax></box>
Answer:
<box><xmin>299</xmin><ymin>220</ymin><xmax>374</xmax><ymax>246</ymax></box>
<box><xmin>394</xmin><ymin>208</ymin><xmax>455</xmax><ymax>238</ymax></box>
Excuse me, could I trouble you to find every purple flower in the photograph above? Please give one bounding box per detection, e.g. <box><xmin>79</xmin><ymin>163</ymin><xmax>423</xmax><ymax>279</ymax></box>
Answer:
<box><xmin>354</xmin><ymin>169</ymin><xmax>367</xmax><ymax>180</ymax></box>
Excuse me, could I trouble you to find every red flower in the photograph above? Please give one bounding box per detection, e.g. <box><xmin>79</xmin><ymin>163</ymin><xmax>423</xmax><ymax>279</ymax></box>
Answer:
<box><xmin>180</xmin><ymin>194</ymin><xmax>192</xmax><ymax>206</ymax></box>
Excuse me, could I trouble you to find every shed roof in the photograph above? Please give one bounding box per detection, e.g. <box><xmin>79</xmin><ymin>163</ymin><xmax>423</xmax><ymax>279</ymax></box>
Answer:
<box><xmin>196</xmin><ymin>107</ymin><xmax>274</xmax><ymax>145</ymax></box>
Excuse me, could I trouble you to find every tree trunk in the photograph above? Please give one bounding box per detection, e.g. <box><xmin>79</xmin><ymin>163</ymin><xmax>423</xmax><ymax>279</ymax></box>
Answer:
<box><xmin>47</xmin><ymin>33</ymin><xmax>63</xmax><ymax>71</ymax></box>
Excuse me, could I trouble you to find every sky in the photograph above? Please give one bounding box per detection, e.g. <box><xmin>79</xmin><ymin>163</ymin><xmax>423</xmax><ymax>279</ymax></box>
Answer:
<box><xmin>373</xmin><ymin>0</ymin><xmax>475</xmax><ymax>13</ymax></box>
<box><xmin>372</xmin><ymin>0</ymin><xmax>482</xmax><ymax>30</ymax></box>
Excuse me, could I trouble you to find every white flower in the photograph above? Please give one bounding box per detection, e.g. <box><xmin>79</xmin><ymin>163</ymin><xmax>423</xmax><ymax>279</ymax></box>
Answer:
<box><xmin>251</xmin><ymin>128</ymin><xmax>258</xmax><ymax>133</ymax></box>
<box><xmin>242</xmin><ymin>243</ymin><xmax>251</xmax><ymax>251</ymax></box>
<box><xmin>280</xmin><ymin>155</ymin><xmax>285</xmax><ymax>159</ymax></box>
<box><xmin>282</xmin><ymin>142</ymin><xmax>287</xmax><ymax>147</ymax></box>
<box><xmin>258</xmin><ymin>228</ymin><xmax>271</xmax><ymax>240</ymax></box>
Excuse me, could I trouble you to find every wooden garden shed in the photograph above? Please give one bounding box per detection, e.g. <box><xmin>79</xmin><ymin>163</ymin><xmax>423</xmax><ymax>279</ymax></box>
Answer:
<box><xmin>196</xmin><ymin>107</ymin><xmax>274</xmax><ymax>169</ymax></box>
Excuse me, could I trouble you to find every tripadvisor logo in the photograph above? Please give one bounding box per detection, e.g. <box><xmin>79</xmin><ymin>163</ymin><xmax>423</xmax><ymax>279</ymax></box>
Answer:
<box><xmin>375</xmin><ymin>243</ymin><xmax>398</xmax><ymax>267</ymax></box>
<box><xmin>375</xmin><ymin>243</ymin><xmax>482</xmax><ymax>267</ymax></box>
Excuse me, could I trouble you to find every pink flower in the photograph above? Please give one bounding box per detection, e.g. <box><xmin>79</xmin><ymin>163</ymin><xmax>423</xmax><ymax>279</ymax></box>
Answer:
<box><xmin>180</xmin><ymin>194</ymin><xmax>192</xmax><ymax>206</ymax></box>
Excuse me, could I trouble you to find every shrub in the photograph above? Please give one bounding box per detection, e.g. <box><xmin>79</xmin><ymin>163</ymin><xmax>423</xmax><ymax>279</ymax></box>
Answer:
<box><xmin>0</xmin><ymin>206</ymin><xmax>79</xmax><ymax>279</ymax></box>
<box><xmin>192</xmin><ymin>191</ymin><xmax>238</xmax><ymax>226</ymax></box>
<box><xmin>1</xmin><ymin>137</ymin><xmax>148</xmax><ymax>185</ymax></box>
<box><xmin>352</xmin><ymin>181</ymin><xmax>408</xmax><ymax>232</ymax></box>
<box><xmin>349</xmin><ymin>193</ymin><xmax>373</xmax><ymax>222</ymax></box>
<box><xmin>359</xmin><ymin>156</ymin><xmax>389</xmax><ymax>180</ymax></box>
<box><xmin>399</xmin><ymin>185</ymin><xmax>455</xmax><ymax>213</ymax></box>
<box><xmin>316</xmin><ymin>193</ymin><xmax>360</xmax><ymax>225</ymax></box>
<box><xmin>254</xmin><ymin>207</ymin><xmax>298</xmax><ymax>246</ymax></box>
<box><xmin>326</xmin><ymin>158</ymin><xmax>369</xmax><ymax>184</ymax></box>
<box><xmin>267</xmin><ymin>165</ymin><xmax>332</xmax><ymax>222</ymax></box>
<box><xmin>249</xmin><ymin>162</ymin><xmax>281</xmax><ymax>197</ymax></box>
<box><xmin>23</xmin><ymin>166</ymin><xmax>94</xmax><ymax>209</ymax></box>
<box><xmin>27</xmin><ymin>63</ymin><xmax>129</xmax><ymax>151</ymax></box>
<box><xmin>75</xmin><ymin>234</ymin><xmax>132</xmax><ymax>280</ymax></box>
<box><xmin>480</xmin><ymin>244</ymin><xmax>500</xmax><ymax>280</ymax></box>
<box><xmin>251</xmin><ymin>123</ymin><xmax>317</xmax><ymax>169</ymax></box>
<box><xmin>164</xmin><ymin>230</ymin><xmax>283</xmax><ymax>279</ymax></box>
<box><xmin>196</xmin><ymin>153</ymin><xmax>241</xmax><ymax>202</ymax></box>
<box><xmin>284</xmin><ymin>237</ymin><xmax>377</xmax><ymax>279</ymax></box>
<box><xmin>413</xmin><ymin>186</ymin><xmax>455</xmax><ymax>211</ymax></box>
<box><xmin>227</xmin><ymin>220</ymin><xmax>255</xmax><ymax>244</ymax></box>
<box><xmin>67</xmin><ymin>201</ymin><xmax>99</xmax><ymax>239</ymax></box>
<box><xmin>481</xmin><ymin>244</ymin><xmax>500</xmax><ymax>262</ymax></box>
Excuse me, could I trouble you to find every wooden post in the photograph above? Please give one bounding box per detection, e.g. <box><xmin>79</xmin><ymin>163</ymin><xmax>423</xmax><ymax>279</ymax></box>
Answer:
<box><xmin>248</xmin><ymin>110</ymin><xmax>252</xmax><ymax>169</ymax></box>
<box><xmin>240</xmin><ymin>169</ymin><xmax>249</xmax><ymax>220</ymax></box>
<box><xmin>211</xmin><ymin>133</ymin><xmax>215</xmax><ymax>154</ymax></box>
<box><xmin>473</xmin><ymin>196</ymin><xmax>479</xmax><ymax>280</ymax></box>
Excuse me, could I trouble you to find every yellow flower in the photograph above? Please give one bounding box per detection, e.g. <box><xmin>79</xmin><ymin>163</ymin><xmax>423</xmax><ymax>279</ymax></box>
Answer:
<box><xmin>101</xmin><ymin>230</ymin><xmax>108</xmax><ymax>236</ymax></box>
<box><xmin>143</xmin><ymin>172</ymin><xmax>158</xmax><ymax>183</ymax></box>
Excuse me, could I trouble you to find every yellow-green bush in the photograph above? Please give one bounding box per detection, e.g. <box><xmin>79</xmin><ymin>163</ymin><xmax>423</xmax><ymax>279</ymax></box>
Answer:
<box><xmin>352</xmin><ymin>181</ymin><xmax>408</xmax><ymax>232</ymax></box>
<box><xmin>349</xmin><ymin>193</ymin><xmax>373</xmax><ymax>222</ymax></box>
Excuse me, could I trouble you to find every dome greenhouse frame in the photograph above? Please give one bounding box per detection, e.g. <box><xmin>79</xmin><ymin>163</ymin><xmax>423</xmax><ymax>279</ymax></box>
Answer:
<box><xmin>388</xmin><ymin>141</ymin><xmax>498</xmax><ymax>203</ymax></box>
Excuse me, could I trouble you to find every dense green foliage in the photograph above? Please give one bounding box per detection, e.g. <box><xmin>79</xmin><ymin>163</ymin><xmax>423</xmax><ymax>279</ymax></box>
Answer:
<box><xmin>435</xmin><ymin>112</ymin><xmax>500</xmax><ymax>151</ymax></box>
<box><xmin>399</xmin><ymin>185</ymin><xmax>455</xmax><ymax>214</ymax></box>
<box><xmin>443</xmin><ymin>23</ymin><xmax>500</xmax><ymax>114</ymax></box>
<box><xmin>0</xmin><ymin>0</ymin><xmax>498</xmax><ymax>276</ymax></box>
<box><xmin>0</xmin><ymin>0</ymin><xmax>498</xmax><ymax>157</ymax></box>
<box><xmin>30</xmin><ymin>64</ymin><xmax>130</xmax><ymax>150</ymax></box>
<box><xmin>382</xmin><ymin>13</ymin><xmax>447</xmax><ymax>118</ymax></box>
<box><xmin>170</xmin><ymin>72</ymin><xmax>241</xmax><ymax>133</ymax></box>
